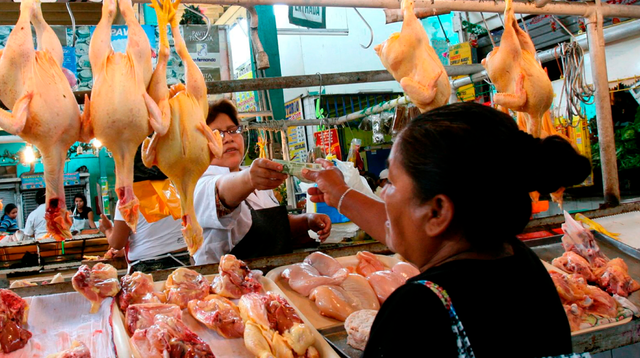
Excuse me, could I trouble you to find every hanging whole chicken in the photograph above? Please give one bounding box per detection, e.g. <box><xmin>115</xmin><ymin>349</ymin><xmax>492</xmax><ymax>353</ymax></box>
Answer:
<box><xmin>375</xmin><ymin>0</ymin><xmax>450</xmax><ymax>113</ymax></box>
<box><xmin>482</xmin><ymin>0</ymin><xmax>554</xmax><ymax>138</ymax></box>
<box><xmin>143</xmin><ymin>0</ymin><xmax>223</xmax><ymax>256</ymax></box>
<box><xmin>81</xmin><ymin>0</ymin><xmax>167</xmax><ymax>232</ymax></box>
<box><xmin>0</xmin><ymin>0</ymin><xmax>81</xmax><ymax>240</ymax></box>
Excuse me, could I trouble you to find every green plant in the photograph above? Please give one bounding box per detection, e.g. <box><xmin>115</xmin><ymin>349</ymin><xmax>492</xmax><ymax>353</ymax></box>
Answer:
<box><xmin>590</xmin><ymin>108</ymin><xmax>640</xmax><ymax>170</ymax></box>
<box><xmin>180</xmin><ymin>5</ymin><xmax>206</xmax><ymax>25</ymax></box>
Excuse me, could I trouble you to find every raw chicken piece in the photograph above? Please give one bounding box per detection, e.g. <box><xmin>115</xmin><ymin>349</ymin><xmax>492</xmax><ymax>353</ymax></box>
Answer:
<box><xmin>374</xmin><ymin>0</ymin><xmax>450</xmax><ymax>113</ymax></box>
<box><xmin>340</xmin><ymin>274</ymin><xmax>380</xmax><ymax>311</ymax></box>
<box><xmin>239</xmin><ymin>292</ymin><xmax>317</xmax><ymax>358</ymax></box>
<box><xmin>117</xmin><ymin>272</ymin><xmax>164</xmax><ymax>311</ymax></box>
<box><xmin>367</xmin><ymin>270</ymin><xmax>405</xmax><ymax>304</ymax></box>
<box><xmin>164</xmin><ymin>267</ymin><xmax>210</xmax><ymax>309</ymax></box>
<box><xmin>125</xmin><ymin>303</ymin><xmax>182</xmax><ymax>335</ymax></box>
<box><xmin>143</xmin><ymin>0</ymin><xmax>223</xmax><ymax>255</ymax></box>
<box><xmin>355</xmin><ymin>251</ymin><xmax>387</xmax><ymax>277</ymax></box>
<box><xmin>309</xmin><ymin>285</ymin><xmax>361</xmax><ymax>321</ymax></box>
<box><xmin>130</xmin><ymin>314</ymin><xmax>214</xmax><ymax>358</ymax></box>
<box><xmin>594</xmin><ymin>258</ymin><xmax>640</xmax><ymax>297</ymax></box>
<box><xmin>561</xmin><ymin>211</ymin><xmax>609</xmax><ymax>268</ymax></box>
<box><xmin>50</xmin><ymin>273</ymin><xmax>65</xmax><ymax>284</ymax></box>
<box><xmin>304</xmin><ymin>251</ymin><xmax>344</xmax><ymax>276</ymax></box>
<box><xmin>552</xmin><ymin>251</ymin><xmax>597</xmax><ymax>282</ymax></box>
<box><xmin>188</xmin><ymin>294</ymin><xmax>245</xmax><ymax>339</ymax></box>
<box><xmin>0</xmin><ymin>0</ymin><xmax>81</xmax><ymax>240</ymax></box>
<box><xmin>391</xmin><ymin>261</ymin><xmax>420</xmax><ymax>281</ymax></box>
<box><xmin>46</xmin><ymin>341</ymin><xmax>91</xmax><ymax>358</ymax></box>
<box><xmin>584</xmin><ymin>285</ymin><xmax>618</xmax><ymax>318</ymax></box>
<box><xmin>548</xmin><ymin>271</ymin><xmax>618</xmax><ymax>318</ymax></box>
<box><xmin>9</xmin><ymin>280</ymin><xmax>37</xmax><ymax>288</ymax></box>
<box><xmin>211</xmin><ymin>254</ymin><xmax>263</xmax><ymax>299</ymax></box>
<box><xmin>0</xmin><ymin>289</ymin><xmax>31</xmax><ymax>353</ymax></box>
<box><xmin>481</xmin><ymin>0</ymin><xmax>554</xmax><ymax>138</ymax></box>
<box><xmin>282</xmin><ymin>262</ymin><xmax>349</xmax><ymax>297</ymax></box>
<box><xmin>344</xmin><ymin>309</ymin><xmax>377</xmax><ymax>351</ymax></box>
<box><xmin>563</xmin><ymin>304</ymin><xmax>584</xmax><ymax>332</ymax></box>
<box><xmin>82</xmin><ymin>0</ymin><xmax>165</xmax><ymax>232</ymax></box>
<box><xmin>72</xmin><ymin>263</ymin><xmax>121</xmax><ymax>314</ymax></box>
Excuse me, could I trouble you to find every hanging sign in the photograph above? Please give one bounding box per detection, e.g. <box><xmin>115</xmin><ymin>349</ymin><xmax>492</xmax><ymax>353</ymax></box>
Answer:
<box><xmin>285</xmin><ymin>98</ymin><xmax>308</xmax><ymax>163</ymax></box>
<box><xmin>449</xmin><ymin>42</ymin><xmax>477</xmax><ymax>102</ymax></box>
<box><xmin>314</xmin><ymin>129</ymin><xmax>342</xmax><ymax>160</ymax></box>
<box><xmin>288</xmin><ymin>6</ymin><xmax>326</xmax><ymax>29</ymax></box>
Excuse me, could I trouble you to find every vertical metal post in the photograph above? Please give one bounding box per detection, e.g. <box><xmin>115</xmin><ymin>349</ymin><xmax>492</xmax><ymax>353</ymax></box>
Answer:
<box><xmin>281</xmin><ymin>129</ymin><xmax>297</xmax><ymax>209</ymax></box>
<box><xmin>586</xmin><ymin>7</ymin><xmax>620</xmax><ymax>206</ymax></box>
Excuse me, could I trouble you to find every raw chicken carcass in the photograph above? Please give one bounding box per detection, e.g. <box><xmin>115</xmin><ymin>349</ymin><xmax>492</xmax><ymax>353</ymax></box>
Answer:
<box><xmin>0</xmin><ymin>289</ymin><xmax>32</xmax><ymax>353</ymax></box>
<box><xmin>0</xmin><ymin>0</ymin><xmax>81</xmax><ymax>240</ymax></box>
<box><xmin>211</xmin><ymin>254</ymin><xmax>263</xmax><ymax>299</ymax></box>
<box><xmin>82</xmin><ymin>0</ymin><xmax>166</xmax><ymax>232</ymax></box>
<box><xmin>561</xmin><ymin>211</ymin><xmax>609</xmax><ymax>267</ymax></box>
<box><xmin>46</xmin><ymin>341</ymin><xmax>91</xmax><ymax>358</ymax></box>
<box><xmin>552</xmin><ymin>251</ymin><xmax>597</xmax><ymax>282</ymax></box>
<box><xmin>143</xmin><ymin>0</ymin><xmax>223</xmax><ymax>255</ymax></box>
<box><xmin>164</xmin><ymin>267</ymin><xmax>210</xmax><ymax>309</ymax></box>
<box><xmin>117</xmin><ymin>272</ymin><xmax>164</xmax><ymax>311</ymax></box>
<box><xmin>355</xmin><ymin>251</ymin><xmax>387</xmax><ymax>277</ymax></box>
<box><xmin>72</xmin><ymin>263</ymin><xmax>121</xmax><ymax>314</ymax></box>
<box><xmin>282</xmin><ymin>259</ymin><xmax>349</xmax><ymax>297</ymax></box>
<box><xmin>481</xmin><ymin>0</ymin><xmax>554</xmax><ymax>138</ymax></box>
<box><xmin>594</xmin><ymin>258</ymin><xmax>640</xmax><ymax>297</ymax></box>
<box><xmin>482</xmin><ymin>0</ymin><xmax>553</xmax><ymax>138</ymax></box>
<box><xmin>188</xmin><ymin>294</ymin><xmax>245</xmax><ymax>339</ymax></box>
<box><xmin>125</xmin><ymin>303</ymin><xmax>182</xmax><ymax>335</ymax></box>
<box><xmin>374</xmin><ymin>0</ymin><xmax>450</xmax><ymax>113</ymax></box>
<box><xmin>130</xmin><ymin>314</ymin><xmax>214</xmax><ymax>358</ymax></box>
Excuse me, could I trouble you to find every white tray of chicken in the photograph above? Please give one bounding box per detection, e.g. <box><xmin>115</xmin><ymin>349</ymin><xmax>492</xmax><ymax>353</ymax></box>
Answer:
<box><xmin>110</xmin><ymin>268</ymin><xmax>340</xmax><ymax>358</ymax></box>
<box><xmin>265</xmin><ymin>252</ymin><xmax>412</xmax><ymax>331</ymax></box>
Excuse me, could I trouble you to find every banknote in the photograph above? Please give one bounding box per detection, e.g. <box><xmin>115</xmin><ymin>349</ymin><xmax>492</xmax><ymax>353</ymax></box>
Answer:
<box><xmin>273</xmin><ymin>159</ymin><xmax>322</xmax><ymax>183</ymax></box>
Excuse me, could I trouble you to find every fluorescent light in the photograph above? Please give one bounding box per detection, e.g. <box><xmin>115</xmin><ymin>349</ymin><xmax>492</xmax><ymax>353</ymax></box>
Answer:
<box><xmin>93</xmin><ymin>139</ymin><xmax>102</xmax><ymax>149</ymax></box>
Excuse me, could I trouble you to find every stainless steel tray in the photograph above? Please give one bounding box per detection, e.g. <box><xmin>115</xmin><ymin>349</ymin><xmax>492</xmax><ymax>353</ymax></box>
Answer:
<box><xmin>319</xmin><ymin>325</ymin><xmax>362</xmax><ymax>358</ymax></box>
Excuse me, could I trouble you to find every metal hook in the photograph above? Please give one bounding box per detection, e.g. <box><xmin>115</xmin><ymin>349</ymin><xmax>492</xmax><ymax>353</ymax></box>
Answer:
<box><xmin>480</xmin><ymin>13</ymin><xmax>496</xmax><ymax>48</ymax></box>
<box><xmin>66</xmin><ymin>3</ymin><xmax>76</xmax><ymax>47</ymax></box>
<box><xmin>184</xmin><ymin>5</ymin><xmax>211</xmax><ymax>41</ymax></box>
<box><xmin>353</xmin><ymin>8</ymin><xmax>373</xmax><ymax>49</ymax></box>
<box><xmin>519</xmin><ymin>14</ymin><xmax>530</xmax><ymax>35</ymax></box>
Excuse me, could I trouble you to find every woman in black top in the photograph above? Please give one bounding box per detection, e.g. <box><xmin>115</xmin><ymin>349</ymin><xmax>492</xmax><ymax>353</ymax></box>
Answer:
<box><xmin>303</xmin><ymin>102</ymin><xmax>592</xmax><ymax>357</ymax></box>
<box><xmin>73</xmin><ymin>193</ymin><xmax>96</xmax><ymax>229</ymax></box>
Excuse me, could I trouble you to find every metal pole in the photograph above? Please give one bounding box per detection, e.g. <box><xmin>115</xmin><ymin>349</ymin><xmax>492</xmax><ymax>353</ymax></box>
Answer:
<box><xmin>587</xmin><ymin>9</ymin><xmax>620</xmax><ymax>206</ymax></box>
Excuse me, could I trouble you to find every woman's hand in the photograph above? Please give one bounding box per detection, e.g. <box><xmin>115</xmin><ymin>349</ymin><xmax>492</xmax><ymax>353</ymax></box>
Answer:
<box><xmin>302</xmin><ymin>159</ymin><xmax>350</xmax><ymax>208</ymax></box>
<box><xmin>99</xmin><ymin>214</ymin><xmax>113</xmax><ymax>236</ymax></box>
<box><xmin>307</xmin><ymin>213</ymin><xmax>331</xmax><ymax>242</ymax></box>
<box><xmin>247</xmin><ymin>158</ymin><xmax>289</xmax><ymax>190</ymax></box>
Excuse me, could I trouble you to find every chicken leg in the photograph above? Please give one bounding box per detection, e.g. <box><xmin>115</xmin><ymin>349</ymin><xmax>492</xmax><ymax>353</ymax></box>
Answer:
<box><xmin>0</xmin><ymin>0</ymin><xmax>81</xmax><ymax>240</ymax></box>
<box><xmin>84</xmin><ymin>0</ymin><xmax>165</xmax><ymax>232</ymax></box>
<box><xmin>143</xmin><ymin>0</ymin><xmax>222</xmax><ymax>255</ymax></box>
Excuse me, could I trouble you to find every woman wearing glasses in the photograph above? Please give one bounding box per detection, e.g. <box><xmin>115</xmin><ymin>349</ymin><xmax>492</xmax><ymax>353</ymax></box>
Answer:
<box><xmin>193</xmin><ymin>99</ymin><xmax>332</xmax><ymax>265</ymax></box>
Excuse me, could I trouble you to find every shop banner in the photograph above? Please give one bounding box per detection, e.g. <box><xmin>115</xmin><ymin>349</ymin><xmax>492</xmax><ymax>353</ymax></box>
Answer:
<box><xmin>289</xmin><ymin>6</ymin><xmax>326</xmax><ymax>29</ymax></box>
<box><xmin>314</xmin><ymin>129</ymin><xmax>342</xmax><ymax>160</ymax></box>
<box><xmin>285</xmin><ymin>98</ymin><xmax>308</xmax><ymax>162</ymax></box>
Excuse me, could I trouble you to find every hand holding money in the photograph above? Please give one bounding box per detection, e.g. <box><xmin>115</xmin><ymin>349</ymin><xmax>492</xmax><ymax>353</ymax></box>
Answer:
<box><xmin>273</xmin><ymin>159</ymin><xmax>322</xmax><ymax>183</ymax></box>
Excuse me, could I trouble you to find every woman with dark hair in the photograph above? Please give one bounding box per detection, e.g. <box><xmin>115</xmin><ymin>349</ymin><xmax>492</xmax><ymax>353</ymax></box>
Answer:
<box><xmin>192</xmin><ymin>98</ymin><xmax>332</xmax><ymax>265</ymax></box>
<box><xmin>0</xmin><ymin>203</ymin><xmax>19</xmax><ymax>233</ymax></box>
<box><xmin>72</xmin><ymin>193</ymin><xmax>97</xmax><ymax>229</ymax></box>
<box><xmin>303</xmin><ymin>102</ymin><xmax>591</xmax><ymax>357</ymax></box>
<box><xmin>99</xmin><ymin>145</ymin><xmax>187</xmax><ymax>273</ymax></box>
